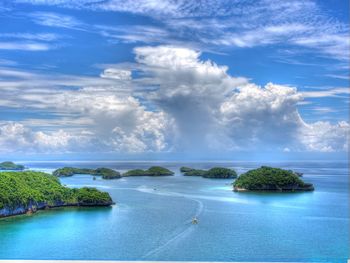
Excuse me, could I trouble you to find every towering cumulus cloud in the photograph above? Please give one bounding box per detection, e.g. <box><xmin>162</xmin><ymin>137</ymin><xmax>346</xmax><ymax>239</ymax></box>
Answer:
<box><xmin>0</xmin><ymin>45</ymin><xmax>348</xmax><ymax>155</ymax></box>
<box><xmin>132</xmin><ymin>46</ymin><xmax>349</xmax><ymax>153</ymax></box>
<box><xmin>134</xmin><ymin>46</ymin><xmax>248</xmax><ymax>152</ymax></box>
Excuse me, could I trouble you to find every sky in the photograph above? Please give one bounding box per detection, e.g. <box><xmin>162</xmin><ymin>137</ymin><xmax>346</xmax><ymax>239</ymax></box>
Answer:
<box><xmin>0</xmin><ymin>0</ymin><xmax>349</xmax><ymax>161</ymax></box>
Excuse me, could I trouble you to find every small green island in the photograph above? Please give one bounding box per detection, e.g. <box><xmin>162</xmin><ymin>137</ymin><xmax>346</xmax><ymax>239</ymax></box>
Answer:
<box><xmin>53</xmin><ymin>167</ymin><xmax>121</xmax><ymax>179</ymax></box>
<box><xmin>0</xmin><ymin>161</ymin><xmax>25</xmax><ymax>171</ymax></box>
<box><xmin>233</xmin><ymin>166</ymin><xmax>314</xmax><ymax>192</ymax></box>
<box><xmin>53</xmin><ymin>166</ymin><xmax>174</xmax><ymax>178</ymax></box>
<box><xmin>0</xmin><ymin>171</ymin><xmax>114</xmax><ymax>218</ymax></box>
<box><xmin>180</xmin><ymin>167</ymin><xmax>237</xmax><ymax>179</ymax></box>
<box><xmin>123</xmin><ymin>166</ymin><xmax>174</xmax><ymax>176</ymax></box>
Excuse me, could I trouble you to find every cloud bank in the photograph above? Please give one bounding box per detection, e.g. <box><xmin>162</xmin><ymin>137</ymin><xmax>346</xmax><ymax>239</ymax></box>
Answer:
<box><xmin>0</xmin><ymin>46</ymin><xmax>348</xmax><ymax>155</ymax></box>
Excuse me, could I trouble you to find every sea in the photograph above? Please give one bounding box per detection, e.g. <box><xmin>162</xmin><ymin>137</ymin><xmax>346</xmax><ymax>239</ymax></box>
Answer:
<box><xmin>0</xmin><ymin>161</ymin><xmax>348</xmax><ymax>262</ymax></box>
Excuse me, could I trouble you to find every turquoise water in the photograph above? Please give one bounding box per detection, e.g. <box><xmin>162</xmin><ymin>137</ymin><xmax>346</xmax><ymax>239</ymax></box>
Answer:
<box><xmin>0</xmin><ymin>161</ymin><xmax>349</xmax><ymax>262</ymax></box>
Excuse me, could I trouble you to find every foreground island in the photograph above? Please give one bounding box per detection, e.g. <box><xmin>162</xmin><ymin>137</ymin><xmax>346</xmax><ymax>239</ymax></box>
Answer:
<box><xmin>180</xmin><ymin>167</ymin><xmax>237</xmax><ymax>178</ymax></box>
<box><xmin>0</xmin><ymin>171</ymin><xmax>114</xmax><ymax>218</ymax></box>
<box><xmin>233</xmin><ymin>166</ymin><xmax>314</xmax><ymax>192</ymax></box>
<box><xmin>53</xmin><ymin>167</ymin><xmax>121</xmax><ymax>179</ymax></box>
<box><xmin>0</xmin><ymin>161</ymin><xmax>24</xmax><ymax>171</ymax></box>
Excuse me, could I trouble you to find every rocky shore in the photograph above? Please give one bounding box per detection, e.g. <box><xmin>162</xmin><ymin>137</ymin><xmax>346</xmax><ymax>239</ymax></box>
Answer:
<box><xmin>0</xmin><ymin>199</ymin><xmax>114</xmax><ymax>218</ymax></box>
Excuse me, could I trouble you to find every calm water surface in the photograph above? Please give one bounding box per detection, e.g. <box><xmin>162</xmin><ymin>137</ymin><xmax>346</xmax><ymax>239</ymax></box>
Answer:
<box><xmin>0</xmin><ymin>161</ymin><xmax>349</xmax><ymax>262</ymax></box>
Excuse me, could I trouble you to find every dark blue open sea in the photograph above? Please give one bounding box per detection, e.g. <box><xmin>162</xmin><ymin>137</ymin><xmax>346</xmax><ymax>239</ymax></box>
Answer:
<box><xmin>0</xmin><ymin>161</ymin><xmax>349</xmax><ymax>262</ymax></box>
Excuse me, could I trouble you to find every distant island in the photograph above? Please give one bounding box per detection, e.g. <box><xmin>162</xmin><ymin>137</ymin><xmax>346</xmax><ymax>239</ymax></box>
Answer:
<box><xmin>0</xmin><ymin>171</ymin><xmax>114</xmax><ymax>218</ymax></box>
<box><xmin>0</xmin><ymin>161</ymin><xmax>24</xmax><ymax>171</ymax></box>
<box><xmin>180</xmin><ymin>167</ymin><xmax>237</xmax><ymax>179</ymax></box>
<box><xmin>123</xmin><ymin>166</ymin><xmax>174</xmax><ymax>176</ymax></box>
<box><xmin>53</xmin><ymin>166</ymin><xmax>174</xmax><ymax>178</ymax></box>
<box><xmin>53</xmin><ymin>167</ymin><xmax>121</xmax><ymax>179</ymax></box>
<box><xmin>233</xmin><ymin>166</ymin><xmax>314</xmax><ymax>192</ymax></box>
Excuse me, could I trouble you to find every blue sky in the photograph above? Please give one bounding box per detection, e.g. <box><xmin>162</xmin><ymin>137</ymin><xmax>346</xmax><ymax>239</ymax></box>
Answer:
<box><xmin>0</xmin><ymin>0</ymin><xmax>349</xmax><ymax>161</ymax></box>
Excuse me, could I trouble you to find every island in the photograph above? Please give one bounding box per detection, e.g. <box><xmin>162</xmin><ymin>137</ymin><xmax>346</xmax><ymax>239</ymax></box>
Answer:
<box><xmin>53</xmin><ymin>167</ymin><xmax>121</xmax><ymax>179</ymax></box>
<box><xmin>233</xmin><ymin>166</ymin><xmax>314</xmax><ymax>192</ymax></box>
<box><xmin>180</xmin><ymin>167</ymin><xmax>195</xmax><ymax>173</ymax></box>
<box><xmin>181</xmin><ymin>168</ymin><xmax>207</xmax><ymax>176</ymax></box>
<box><xmin>0</xmin><ymin>161</ymin><xmax>25</xmax><ymax>170</ymax></box>
<box><xmin>180</xmin><ymin>167</ymin><xmax>237</xmax><ymax>178</ymax></box>
<box><xmin>0</xmin><ymin>171</ymin><xmax>114</xmax><ymax>218</ymax></box>
<box><xmin>123</xmin><ymin>166</ymin><xmax>174</xmax><ymax>176</ymax></box>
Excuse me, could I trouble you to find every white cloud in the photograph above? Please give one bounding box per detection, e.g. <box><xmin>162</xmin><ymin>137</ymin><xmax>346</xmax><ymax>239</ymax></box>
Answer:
<box><xmin>302</xmin><ymin>87</ymin><xmax>350</xmax><ymax>98</ymax></box>
<box><xmin>283</xmin><ymin>147</ymin><xmax>291</xmax><ymax>152</ymax></box>
<box><xmin>133</xmin><ymin>45</ymin><xmax>248</xmax><ymax>151</ymax></box>
<box><xmin>325</xmin><ymin>74</ymin><xmax>349</xmax><ymax>80</ymax></box>
<box><xmin>0</xmin><ymin>42</ymin><xmax>52</xmax><ymax>51</ymax></box>
<box><xmin>14</xmin><ymin>0</ymin><xmax>350</xmax><ymax>62</ymax></box>
<box><xmin>56</xmin><ymin>92</ymin><xmax>173</xmax><ymax>152</ymax></box>
<box><xmin>17</xmin><ymin>0</ymin><xmax>186</xmax><ymax>18</ymax></box>
<box><xmin>0</xmin><ymin>94</ymin><xmax>173</xmax><ymax>154</ymax></box>
<box><xmin>0</xmin><ymin>67</ymin><xmax>130</xmax><ymax>91</ymax></box>
<box><xmin>0</xmin><ymin>122</ymin><xmax>89</xmax><ymax>153</ymax></box>
<box><xmin>132</xmin><ymin>46</ymin><xmax>349</xmax><ymax>152</ymax></box>
<box><xmin>0</xmin><ymin>33</ymin><xmax>59</xmax><ymax>41</ymax></box>
<box><xmin>219</xmin><ymin>83</ymin><xmax>304</xmax><ymax>148</ymax></box>
<box><xmin>134</xmin><ymin>45</ymin><xmax>246</xmax><ymax>90</ymax></box>
<box><xmin>0</xmin><ymin>85</ymin><xmax>173</xmax><ymax>153</ymax></box>
<box><xmin>0</xmin><ymin>32</ymin><xmax>61</xmax><ymax>52</ymax></box>
<box><xmin>212</xmin><ymin>23</ymin><xmax>311</xmax><ymax>48</ymax></box>
<box><xmin>95</xmin><ymin>24</ymin><xmax>171</xmax><ymax>44</ymax></box>
<box><xmin>135</xmin><ymin>46</ymin><xmax>349</xmax><ymax>151</ymax></box>
<box><xmin>311</xmin><ymin>107</ymin><xmax>337</xmax><ymax>114</ymax></box>
<box><xmin>28</xmin><ymin>11</ymin><xmax>85</xmax><ymax>30</ymax></box>
<box><xmin>292</xmin><ymin>34</ymin><xmax>349</xmax><ymax>61</ymax></box>
<box><xmin>100</xmin><ymin>68</ymin><xmax>132</xmax><ymax>80</ymax></box>
<box><xmin>0</xmin><ymin>45</ymin><xmax>348</xmax><ymax>154</ymax></box>
<box><xmin>301</xmin><ymin>121</ymin><xmax>349</xmax><ymax>152</ymax></box>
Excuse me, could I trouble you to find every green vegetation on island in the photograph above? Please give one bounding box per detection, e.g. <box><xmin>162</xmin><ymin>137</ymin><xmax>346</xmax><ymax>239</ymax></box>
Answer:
<box><xmin>123</xmin><ymin>166</ymin><xmax>174</xmax><ymax>176</ymax></box>
<box><xmin>180</xmin><ymin>167</ymin><xmax>237</xmax><ymax>179</ymax></box>
<box><xmin>0</xmin><ymin>171</ymin><xmax>114</xmax><ymax>218</ymax></box>
<box><xmin>122</xmin><ymin>169</ymin><xmax>147</xmax><ymax>176</ymax></box>
<box><xmin>183</xmin><ymin>169</ymin><xmax>207</xmax><ymax>176</ymax></box>
<box><xmin>53</xmin><ymin>167</ymin><xmax>121</xmax><ymax>179</ymax></box>
<box><xmin>0</xmin><ymin>161</ymin><xmax>24</xmax><ymax>170</ymax></box>
<box><xmin>180</xmin><ymin>167</ymin><xmax>194</xmax><ymax>173</ymax></box>
<box><xmin>204</xmin><ymin>167</ymin><xmax>238</xmax><ymax>179</ymax></box>
<box><xmin>74</xmin><ymin>187</ymin><xmax>113</xmax><ymax>205</ymax></box>
<box><xmin>53</xmin><ymin>166</ymin><xmax>174</xmax><ymax>178</ymax></box>
<box><xmin>95</xmin><ymin>168</ymin><xmax>121</xmax><ymax>179</ymax></box>
<box><xmin>233</xmin><ymin>166</ymin><xmax>314</xmax><ymax>192</ymax></box>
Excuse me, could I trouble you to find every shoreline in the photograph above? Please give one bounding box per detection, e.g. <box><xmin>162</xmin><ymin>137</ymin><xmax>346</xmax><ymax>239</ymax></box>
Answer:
<box><xmin>233</xmin><ymin>186</ymin><xmax>315</xmax><ymax>192</ymax></box>
<box><xmin>0</xmin><ymin>202</ymin><xmax>115</xmax><ymax>220</ymax></box>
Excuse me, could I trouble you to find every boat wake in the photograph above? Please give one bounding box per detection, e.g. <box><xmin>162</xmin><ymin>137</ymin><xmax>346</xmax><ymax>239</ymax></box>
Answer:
<box><xmin>141</xmin><ymin>193</ymin><xmax>204</xmax><ymax>259</ymax></box>
<box><xmin>136</xmin><ymin>185</ymin><xmax>255</xmax><ymax>205</ymax></box>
